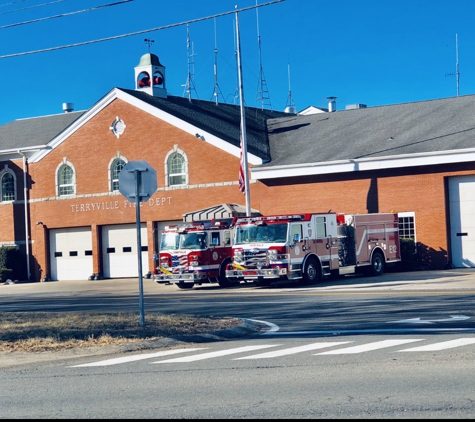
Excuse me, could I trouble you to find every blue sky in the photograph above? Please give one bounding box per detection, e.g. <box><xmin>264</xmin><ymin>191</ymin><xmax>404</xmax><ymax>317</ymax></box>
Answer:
<box><xmin>0</xmin><ymin>0</ymin><xmax>473</xmax><ymax>126</ymax></box>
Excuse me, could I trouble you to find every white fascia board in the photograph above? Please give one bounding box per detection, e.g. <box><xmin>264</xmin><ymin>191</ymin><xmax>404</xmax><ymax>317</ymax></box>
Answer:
<box><xmin>251</xmin><ymin>148</ymin><xmax>475</xmax><ymax>180</ymax></box>
<box><xmin>28</xmin><ymin>90</ymin><xmax>118</xmax><ymax>163</ymax></box>
<box><xmin>115</xmin><ymin>90</ymin><xmax>263</xmax><ymax>165</ymax></box>
<box><xmin>0</xmin><ymin>145</ymin><xmax>51</xmax><ymax>161</ymax></box>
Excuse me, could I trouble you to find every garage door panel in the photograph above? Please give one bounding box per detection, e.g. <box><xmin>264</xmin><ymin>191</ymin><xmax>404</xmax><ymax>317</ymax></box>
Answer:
<box><xmin>50</xmin><ymin>228</ymin><xmax>93</xmax><ymax>281</ymax></box>
<box><xmin>449</xmin><ymin>176</ymin><xmax>475</xmax><ymax>267</ymax></box>
<box><xmin>102</xmin><ymin>224</ymin><xmax>148</xmax><ymax>278</ymax></box>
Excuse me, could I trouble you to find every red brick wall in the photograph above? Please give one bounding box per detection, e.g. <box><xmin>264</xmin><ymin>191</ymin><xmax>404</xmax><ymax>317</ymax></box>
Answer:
<box><xmin>8</xmin><ymin>98</ymin><xmax>475</xmax><ymax>279</ymax></box>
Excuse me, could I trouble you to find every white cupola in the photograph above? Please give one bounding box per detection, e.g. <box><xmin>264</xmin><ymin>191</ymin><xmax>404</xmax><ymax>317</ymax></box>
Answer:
<box><xmin>134</xmin><ymin>53</ymin><xmax>167</xmax><ymax>98</ymax></box>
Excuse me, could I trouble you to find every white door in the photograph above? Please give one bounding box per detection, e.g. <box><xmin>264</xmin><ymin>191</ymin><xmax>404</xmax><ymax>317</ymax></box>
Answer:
<box><xmin>50</xmin><ymin>228</ymin><xmax>93</xmax><ymax>281</ymax></box>
<box><xmin>449</xmin><ymin>176</ymin><xmax>475</xmax><ymax>267</ymax></box>
<box><xmin>102</xmin><ymin>224</ymin><xmax>148</xmax><ymax>278</ymax></box>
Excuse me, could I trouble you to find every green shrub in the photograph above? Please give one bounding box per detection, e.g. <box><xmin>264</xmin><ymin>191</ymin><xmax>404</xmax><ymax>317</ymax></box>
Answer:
<box><xmin>398</xmin><ymin>238</ymin><xmax>418</xmax><ymax>271</ymax></box>
<box><xmin>0</xmin><ymin>246</ymin><xmax>24</xmax><ymax>281</ymax></box>
<box><xmin>0</xmin><ymin>268</ymin><xmax>13</xmax><ymax>282</ymax></box>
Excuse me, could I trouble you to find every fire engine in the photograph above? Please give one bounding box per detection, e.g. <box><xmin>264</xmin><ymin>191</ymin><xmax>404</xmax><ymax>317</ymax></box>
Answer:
<box><xmin>225</xmin><ymin>212</ymin><xmax>401</xmax><ymax>286</ymax></box>
<box><xmin>153</xmin><ymin>217</ymin><xmax>241</xmax><ymax>289</ymax></box>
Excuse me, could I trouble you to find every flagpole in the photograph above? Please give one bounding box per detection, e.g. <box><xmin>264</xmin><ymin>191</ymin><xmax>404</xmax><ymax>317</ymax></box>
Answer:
<box><xmin>235</xmin><ymin>6</ymin><xmax>251</xmax><ymax>216</ymax></box>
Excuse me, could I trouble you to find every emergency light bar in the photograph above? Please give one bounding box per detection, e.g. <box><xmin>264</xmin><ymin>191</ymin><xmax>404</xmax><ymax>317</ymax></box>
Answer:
<box><xmin>177</xmin><ymin>223</ymin><xmax>206</xmax><ymax>233</ymax></box>
<box><xmin>235</xmin><ymin>215</ymin><xmax>305</xmax><ymax>224</ymax></box>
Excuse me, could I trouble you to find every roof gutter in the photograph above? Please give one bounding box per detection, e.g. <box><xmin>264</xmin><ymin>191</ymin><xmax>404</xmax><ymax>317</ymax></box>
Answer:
<box><xmin>0</xmin><ymin>145</ymin><xmax>52</xmax><ymax>156</ymax></box>
<box><xmin>251</xmin><ymin>148</ymin><xmax>475</xmax><ymax>180</ymax></box>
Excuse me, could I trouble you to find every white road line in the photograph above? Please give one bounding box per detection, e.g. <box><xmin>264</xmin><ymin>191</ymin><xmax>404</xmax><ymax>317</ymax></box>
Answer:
<box><xmin>398</xmin><ymin>338</ymin><xmax>475</xmax><ymax>352</ymax></box>
<box><xmin>234</xmin><ymin>342</ymin><xmax>352</xmax><ymax>359</ymax></box>
<box><xmin>247</xmin><ymin>318</ymin><xmax>280</xmax><ymax>333</ymax></box>
<box><xmin>151</xmin><ymin>345</ymin><xmax>279</xmax><ymax>363</ymax></box>
<box><xmin>70</xmin><ymin>348</ymin><xmax>207</xmax><ymax>367</ymax></box>
<box><xmin>315</xmin><ymin>339</ymin><xmax>424</xmax><ymax>355</ymax></box>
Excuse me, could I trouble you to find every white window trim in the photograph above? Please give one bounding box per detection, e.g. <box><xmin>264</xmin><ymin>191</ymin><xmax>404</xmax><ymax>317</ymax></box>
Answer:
<box><xmin>398</xmin><ymin>211</ymin><xmax>416</xmax><ymax>243</ymax></box>
<box><xmin>108</xmin><ymin>154</ymin><xmax>128</xmax><ymax>192</ymax></box>
<box><xmin>0</xmin><ymin>166</ymin><xmax>17</xmax><ymax>202</ymax></box>
<box><xmin>164</xmin><ymin>145</ymin><xmax>188</xmax><ymax>187</ymax></box>
<box><xmin>55</xmin><ymin>159</ymin><xmax>76</xmax><ymax>197</ymax></box>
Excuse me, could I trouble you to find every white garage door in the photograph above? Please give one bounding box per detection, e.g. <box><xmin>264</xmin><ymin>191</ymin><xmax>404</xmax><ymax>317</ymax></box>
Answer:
<box><xmin>102</xmin><ymin>224</ymin><xmax>149</xmax><ymax>278</ymax></box>
<box><xmin>50</xmin><ymin>227</ymin><xmax>93</xmax><ymax>281</ymax></box>
<box><xmin>449</xmin><ymin>176</ymin><xmax>475</xmax><ymax>267</ymax></box>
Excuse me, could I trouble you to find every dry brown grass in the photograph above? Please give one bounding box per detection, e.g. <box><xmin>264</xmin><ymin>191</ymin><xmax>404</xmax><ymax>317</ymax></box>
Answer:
<box><xmin>0</xmin><ymin>312</ymin><xmax>241</xmax><ymax>353</ymax></box>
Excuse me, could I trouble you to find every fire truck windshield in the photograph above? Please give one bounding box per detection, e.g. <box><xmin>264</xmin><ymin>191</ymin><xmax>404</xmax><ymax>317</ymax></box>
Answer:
<box><xmin>235</xmin><ymin>223</ymin><xmax>287</xmax><ymax>244</ymax></box>
<box><xmin>181</xmin><ymin>232</ymin><xmax>207</xmax><ymax>249</ymax></box>
<box><xmin>160</xmin><ymin>232</ymin><xmax>207</xmax><ymax>250</ymax></box>
<box><xmin>160</xmin><ymin>232</ymin><xmax>180</xmax><ymax>250</ymax></box>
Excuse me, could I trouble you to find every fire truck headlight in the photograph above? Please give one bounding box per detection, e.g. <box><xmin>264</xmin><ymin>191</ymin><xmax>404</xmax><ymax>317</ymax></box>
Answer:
<box><xmin>234</xmin><ymin>250</ymin><xmax>243</xmax><ymax>263</ymax></box>
<box><xmin>268</xmin><ymin>250</ymin><xmax>278</xmax><ymax>261</ymax></box>
<box><xmin>190</xmin><ymin>261</ymin><xmax>198</xmax><ymax>267</ymax></box>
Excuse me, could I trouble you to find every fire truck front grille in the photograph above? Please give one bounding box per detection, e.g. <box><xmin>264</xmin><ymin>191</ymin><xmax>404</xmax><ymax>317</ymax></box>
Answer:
<box><xmin>242</xmin><ymin>250</ymin><xmax>267</xmax><ymax>268</ymax></box>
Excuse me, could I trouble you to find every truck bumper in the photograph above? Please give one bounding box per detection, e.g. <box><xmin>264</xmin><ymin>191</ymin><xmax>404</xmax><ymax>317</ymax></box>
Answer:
<box><xmin>153</xmin><ymin>272</ymin><xmax>209</xmax><ymax>284</ymax></box>
<box><xmin>225</xmin><ymin>267</ymin><xmax>287</xmax><ymax>279</ymax></box>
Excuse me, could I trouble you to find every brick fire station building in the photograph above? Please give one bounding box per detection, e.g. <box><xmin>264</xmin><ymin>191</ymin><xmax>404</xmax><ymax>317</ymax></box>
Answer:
<box><xmin>1</xmin><ymin>51</ymin><xmax>475</xmax><ymax>281</ymax></box>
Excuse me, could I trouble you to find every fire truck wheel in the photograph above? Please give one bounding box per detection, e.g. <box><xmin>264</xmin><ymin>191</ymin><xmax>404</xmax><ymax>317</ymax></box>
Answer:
<box><xmin>369</xmin><ymin>251</ymin><xmax>385</xmax><ymax>276</ymax></box>
<box><xmin>301</xmin><ymin>257</ymin><xmax>321</xmax><ymax>285</ymax></box>
<box><xmin>218</xmin><ymin>277</ymin><xmax>237</xmax><ymax>288</ymax></box>
<box><xmin>218</xmin><ymin>263</ymin><xmax>240</xmax><ymax>287</ymax></box>
<box><xmin>176</xmin><ymin>282</ymin><xmax>194</xmax><ymax>289</ymax></box>
<box><xmin>255</xmin><ymin>277</ymin><xmax>272</xmax><ymax>287</ymax></box>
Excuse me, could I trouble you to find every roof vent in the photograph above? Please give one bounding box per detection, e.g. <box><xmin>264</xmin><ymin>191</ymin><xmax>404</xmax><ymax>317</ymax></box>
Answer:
<box><xmin>327</xmin><ymin>96</ymin><xmax>337</xmax><ymax>112</ymax></box>
<box><xmin>345</xmin><ymin>104</ymin><xmax>367</xmax><ymax>110</ymax></box>
<box><xmin>284</xmin><ymin>106</ymin><xmax>297</xmax><ymax>114</ymax></box>
<box><xmin>62</xmin><ymin>103</ymin><xmax>74</xmax><ymax>113</ymax></box>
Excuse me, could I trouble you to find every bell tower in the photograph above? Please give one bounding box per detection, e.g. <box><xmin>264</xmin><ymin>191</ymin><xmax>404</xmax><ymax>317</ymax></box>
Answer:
<box><xmin>134</xmin><ymin>40</ymin><xmax>167</xmax><ymax>98</ymax></box>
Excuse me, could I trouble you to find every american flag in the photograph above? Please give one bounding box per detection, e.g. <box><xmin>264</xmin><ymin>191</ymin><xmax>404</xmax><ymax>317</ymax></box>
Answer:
<box><xmin>239</xmin><ymin>140</ymin><xmax>245</xmax><ymax>194</ymax></box>
<box><xmin>171</xmin><ymin>255</ymin><xmax>188</xmax><ymax>267</ymax></box>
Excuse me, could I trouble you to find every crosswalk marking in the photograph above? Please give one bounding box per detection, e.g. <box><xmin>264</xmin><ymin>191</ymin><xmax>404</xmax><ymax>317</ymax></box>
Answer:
<box><xmin>151</xmin><ymin>345</ymin><xmax>279</xmax><ymax>363</ymax></box>
<box><xmin>315</xmin><ymin>339</ymin><xmax>424</xmax><ymax>355</ymax></box>
<box><xmin>234</xmin><ymin>342</ymin><xmax>352</xmax><ymax>359</ymax></box>
<box><xmin>69</xmin><ymin>337</ymin><xmax>475</xmax><ymax>367</ymax></box>
<box><xmin>70</xmin><ymin>348</ymin><xmax>207</xmax><ymax>367</ymax></box>
<box><xmin>398</xmin><ymin>338</ymin><xmax>475</xmax><ymax>352</ymax></box>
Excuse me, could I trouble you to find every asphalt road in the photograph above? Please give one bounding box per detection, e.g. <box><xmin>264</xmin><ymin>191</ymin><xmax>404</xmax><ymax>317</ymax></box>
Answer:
<box><xmin>2</xmin><ymin>269</ymin><xmax>475</xmax><ymax>418</ymax></box>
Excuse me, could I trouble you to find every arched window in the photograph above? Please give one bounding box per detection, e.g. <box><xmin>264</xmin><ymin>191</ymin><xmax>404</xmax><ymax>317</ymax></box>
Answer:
<box><xmin>111</xmin><ymin>158</ymin><xmax>126</xmax><ymax>191</ymax></box>
<box><xmin>1</xmin><ymin>172</ymin><xmax>15</xmax><ymax>201</ymax></box>
<box><xmin>166</xmin><ymin>149</ymin><xmax>188</xmax><ymax>187</ymax></box>
<box><xmin>58</xmin><ymin>164</ymin><xmax>75</xmax><ymax>196</ymax></box>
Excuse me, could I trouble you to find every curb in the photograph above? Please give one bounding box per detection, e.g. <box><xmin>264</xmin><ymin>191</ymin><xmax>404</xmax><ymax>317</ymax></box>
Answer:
<box><xmin>0</xmin><ymin>319</ymin><xmax>263</xmax><ymax>368</ymax></box>
<box><xmin>118</xmin><ymin>318</ymin><xmax>263</xmax><ymax>351</ymax></box>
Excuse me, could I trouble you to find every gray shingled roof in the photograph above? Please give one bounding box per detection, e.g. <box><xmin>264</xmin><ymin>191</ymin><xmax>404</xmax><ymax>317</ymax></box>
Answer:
<box><xmin>0</xmin><ymin>111</ymin><xmax>85</xmax><ymax>150</ymax></box>
<box><xmin>119</xmin><ymin>88</ymin><xmax>290</xmax><ymax>161</ymax></box>
<box><xmin>260</xmin><ymin>94</ymin><xmax>475</xmax><ymax>168</ymax></box>
<box><xmin>4</xmin><ymin>89</ymin><xmax>472</xmax><ymax>170</ymax></box>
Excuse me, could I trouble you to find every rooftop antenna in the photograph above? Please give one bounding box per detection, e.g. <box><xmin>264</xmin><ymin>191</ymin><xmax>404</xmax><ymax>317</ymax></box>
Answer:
<box><xmin>284</xmin><ymin>62</ymin><xmax>297</xmax><ymax>114</ymax></box>
<box><xmin>210</xmin><ymin>18</ymin><xmax>225</xmax><ymax>105</ymax></box>
<box><xmin>144</xmin><ymin>38</ymin><xmax>154</xmax><ymax>53</ymax></box>
<box><xmin>255</xmin><ymin>0</ymin><xmax>271</xmax><ymax>110</ymax></box>
<box><xmin>445</xmin><ymin>33</ymin><xmax>460</xmax><ymax>96</ymax></box>
<box><xmin>182</xmin><ymin>24</ymin><xmax>198</xmax><ymax>101</ymax></box>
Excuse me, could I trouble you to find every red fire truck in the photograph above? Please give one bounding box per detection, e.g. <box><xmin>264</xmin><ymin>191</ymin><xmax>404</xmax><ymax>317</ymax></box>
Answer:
<box><xmin>153</xmin><ymin>217</ymin><xmax>241</xmax><ymax>289</ymax></box>
<box><xmin>225</xmin><ymin>212</ymin><xmax>400</xmax><ymax>286</ymax></box>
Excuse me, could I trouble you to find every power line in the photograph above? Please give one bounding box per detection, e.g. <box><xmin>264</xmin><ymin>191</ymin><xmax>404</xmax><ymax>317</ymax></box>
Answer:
<box><xmin>0</xmin><ymin>0</ymin><xmax>285</xmax><ymax>59</ymax></box>
<box><xmin>0</xmin><ymin>0</ymin><xmax>133</xmax><ymax>29</ymax></box>
<box><xmin>0</xmin><ymin>0</ymin><xmax>68</xmax><ymax>15</ymax></box>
